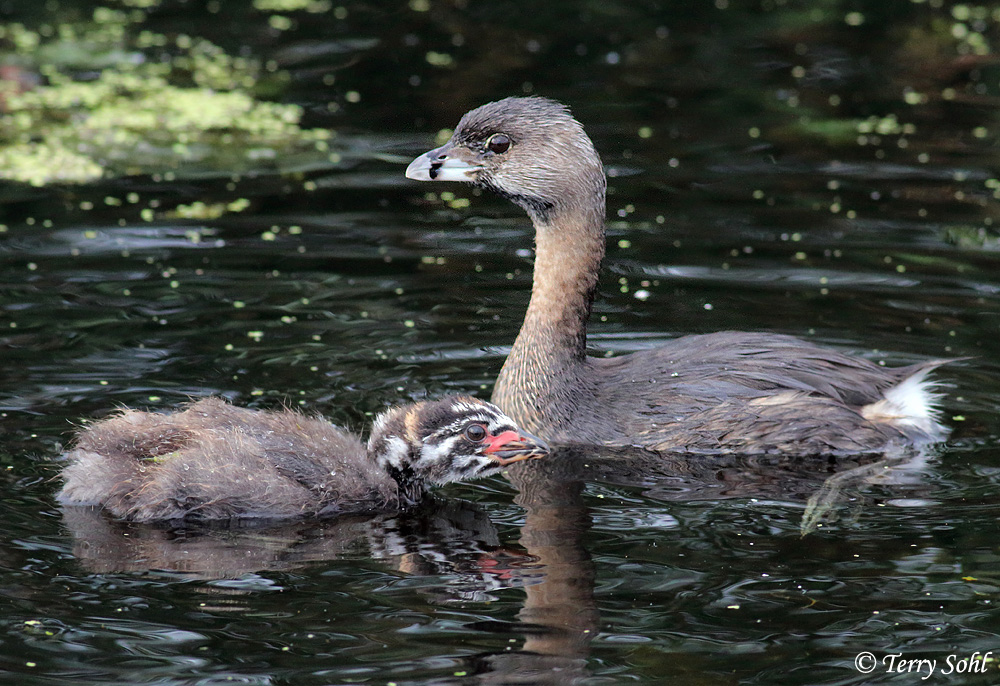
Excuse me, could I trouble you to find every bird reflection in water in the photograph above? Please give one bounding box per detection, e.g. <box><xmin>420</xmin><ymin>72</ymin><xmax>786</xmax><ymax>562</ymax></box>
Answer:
<box><xmin>61</xmin><ymin>445</ymin><xmax>931</xmax><ymax>683</ymax></box>
<box><xmin>469</xmin><ymin>445</ymin><xmax>933</xmax><ymax>684</ymax></box>
<box><xmin>60</xmin><ymin>496</ymin><xmax>542</xmax><ymax>604</ymax></box>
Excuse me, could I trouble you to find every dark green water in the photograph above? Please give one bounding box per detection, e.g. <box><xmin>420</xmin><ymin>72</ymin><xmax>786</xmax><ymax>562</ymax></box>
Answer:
<box><xmin>2</xmin><ymin>1</ymin><xmax>1000</xmax><ymax>684</ymax></box>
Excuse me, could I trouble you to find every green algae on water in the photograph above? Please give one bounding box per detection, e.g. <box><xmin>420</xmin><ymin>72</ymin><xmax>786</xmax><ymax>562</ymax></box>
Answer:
<box><xmin>0</xmin><ymin>9</ymin><xmax>333</xmax><ymax>187</ymax></box>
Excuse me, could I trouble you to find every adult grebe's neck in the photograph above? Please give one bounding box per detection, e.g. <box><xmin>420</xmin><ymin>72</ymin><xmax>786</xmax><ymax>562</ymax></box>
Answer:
<box><xmin>493</xmin><ymin>198</ymin><xmax>606</xmax><ymax>427</ymax></box>
<box><xmin>525</xmin><ymin>205</ymin><xmax>605</xmax><ymax>357</ymax></box>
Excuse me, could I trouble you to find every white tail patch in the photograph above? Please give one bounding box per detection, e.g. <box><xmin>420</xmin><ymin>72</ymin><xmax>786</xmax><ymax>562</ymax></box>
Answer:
<box><xmin>861</xmin><ymin>366</ymin><xmax>946</xmax><ymax>440</ymax></box>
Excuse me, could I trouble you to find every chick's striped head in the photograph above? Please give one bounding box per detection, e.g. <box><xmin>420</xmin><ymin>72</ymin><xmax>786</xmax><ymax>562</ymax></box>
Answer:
<box><xmin>368</xmin><ymin>397</ymin><xmax>548</xmax><ymax>485</ymax></box>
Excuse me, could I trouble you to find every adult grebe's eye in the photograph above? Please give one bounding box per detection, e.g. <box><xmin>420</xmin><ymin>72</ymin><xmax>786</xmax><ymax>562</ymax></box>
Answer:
<box><xmin>486</xmin><ymin>133</ymin><xmax>511</xmax><ymax>154</ymax></box>
<box><xmin>464</xmin><ymin>424</ymin><xmax>487</xmax><ymax>442</ymax></box>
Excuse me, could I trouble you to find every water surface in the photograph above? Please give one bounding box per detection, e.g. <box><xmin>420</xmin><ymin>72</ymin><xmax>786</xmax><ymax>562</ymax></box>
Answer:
<box><xmin>2</xmin><ymin>1</ymin><xmax>1000</xmax><ymax>684</ymax></box>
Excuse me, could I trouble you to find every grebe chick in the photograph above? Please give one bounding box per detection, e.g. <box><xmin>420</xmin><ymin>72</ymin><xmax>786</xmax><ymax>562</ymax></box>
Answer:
<box><xmin>58</xmin><ymin>396</ymin><xmax>547</xmax><ymax>522</ymax></box>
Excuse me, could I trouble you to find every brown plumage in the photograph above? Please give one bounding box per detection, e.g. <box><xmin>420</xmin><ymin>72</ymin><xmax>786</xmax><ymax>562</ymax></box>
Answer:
<box><xmin>406</xmin><ymin>96</ymin><xmax>952</xmax><ymax>455</ymax></box>
<box><xmin>58</xmin><ymin>396</ymin><xmax>547</xmax><ymax>522</ymax></box>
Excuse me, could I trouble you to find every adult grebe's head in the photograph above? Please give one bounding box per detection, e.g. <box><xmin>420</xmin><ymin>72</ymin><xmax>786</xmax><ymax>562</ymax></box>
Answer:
<box><xmin>406</xmin><ymin>96</ymin><xmax>605</xmax><ymax>225</ymax></box>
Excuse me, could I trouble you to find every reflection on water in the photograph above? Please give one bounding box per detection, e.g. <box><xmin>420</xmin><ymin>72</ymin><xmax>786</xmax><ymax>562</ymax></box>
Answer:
<box><xmin>54</xmin><ymin>446</ymin><xmax>947</xmax><ymax>685</ymax></box>
<box><xmin>2</xmin><ymin>0</ymin><xmax>1000</xmax><ymax>684</ymax></box>
<box><xmin>62</xmin><ymin>497</ymin><xmax>541</xmax><ymax>603</ymax></box>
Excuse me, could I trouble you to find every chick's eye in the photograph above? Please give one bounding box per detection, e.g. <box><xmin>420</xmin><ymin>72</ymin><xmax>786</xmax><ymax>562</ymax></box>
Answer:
<box><xmin>486</xmin><ymin>133</ymin><xmax>511</xmax><ymax>154</ymax></box>
<box><xmin>464</xmin><ymin>424</ymin><xmax>488</xmax><ymax>442</ymax></box>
